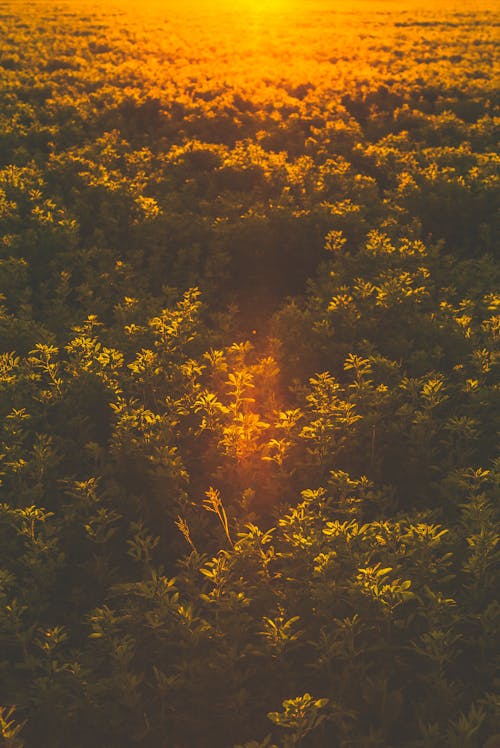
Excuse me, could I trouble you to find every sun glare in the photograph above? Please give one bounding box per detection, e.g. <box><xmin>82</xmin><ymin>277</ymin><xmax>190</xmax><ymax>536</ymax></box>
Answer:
<box><xmin>142</xmin><ymin>0</ymin><xmax>294</xmax><ymax>11</ymax></box>
<box><xmin>231</xmin><ymin>0</ymin><xmax>291</xmax><ymax>11</ymax></box>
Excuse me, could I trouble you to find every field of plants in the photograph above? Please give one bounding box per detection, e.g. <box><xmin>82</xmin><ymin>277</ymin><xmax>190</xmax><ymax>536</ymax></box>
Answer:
<box><xmin>0</xmin><ymin>0</ymin><xmax>498</xmax><ymax>745</ymax></box>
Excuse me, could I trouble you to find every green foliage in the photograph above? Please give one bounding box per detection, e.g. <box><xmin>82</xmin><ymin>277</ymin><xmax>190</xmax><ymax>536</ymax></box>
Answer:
<box><xmin>268</xmin><ymin>693</ymin><xmax>330</xmax><ymax>745</ymax></box>
<box><xmin>0</xmin><ymin>0</ymin><xmax>498</xmax><ymax>746</ymax></box>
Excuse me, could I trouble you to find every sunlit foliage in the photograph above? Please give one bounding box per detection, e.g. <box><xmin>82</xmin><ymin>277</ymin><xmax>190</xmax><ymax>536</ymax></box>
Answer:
<box><xmin>0</xmin><ymin>0</ymin><xmax>498</xmax><ymax>745</ymax></box>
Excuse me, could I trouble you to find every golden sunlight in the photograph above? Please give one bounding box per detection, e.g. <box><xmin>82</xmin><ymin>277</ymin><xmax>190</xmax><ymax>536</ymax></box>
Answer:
<box><xmin>229</xmin><ymin>0</ymin><xmax>291</xmax><ymax>11</ymax></box>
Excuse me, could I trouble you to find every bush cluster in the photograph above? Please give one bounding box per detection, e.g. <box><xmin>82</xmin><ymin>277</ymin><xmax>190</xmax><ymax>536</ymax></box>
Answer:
<box><xmin>0</xmin><ymin>1</ymin><xmax>498</xmax><ymax>746</ymax></box>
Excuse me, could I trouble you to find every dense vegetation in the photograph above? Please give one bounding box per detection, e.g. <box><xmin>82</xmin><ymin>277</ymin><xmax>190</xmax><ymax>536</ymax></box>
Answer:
<box><xmin>0</xmin><ymin>0</ymin><xmax>498</xmax><ymax>745</ymax></box>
